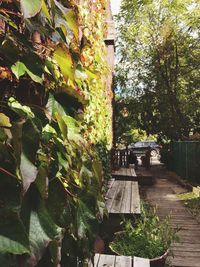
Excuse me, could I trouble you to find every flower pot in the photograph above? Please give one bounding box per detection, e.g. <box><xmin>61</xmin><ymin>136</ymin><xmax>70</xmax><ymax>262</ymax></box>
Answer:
<box><xmin>109</xmin><ymin>231</ymin><xmax>169</xmax><ymax>267</ymax></box>
<box><xmin>150</xmin><ymin>250</ymin><xmax>169</xmax><ymax>267</ymax></box>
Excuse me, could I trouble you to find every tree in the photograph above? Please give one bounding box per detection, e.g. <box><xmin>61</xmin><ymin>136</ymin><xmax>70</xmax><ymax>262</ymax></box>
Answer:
<box><xmin>116</xmin><ymin>0</ymin><xmax>200</xmax><ymax>141</ymax></box>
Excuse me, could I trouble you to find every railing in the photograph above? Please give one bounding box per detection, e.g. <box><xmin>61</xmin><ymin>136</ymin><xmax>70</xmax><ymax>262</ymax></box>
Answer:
<box><xmin>111</xmin><ymin>149</ymin><xmax>129</xmax><ymax>170</ymax></box>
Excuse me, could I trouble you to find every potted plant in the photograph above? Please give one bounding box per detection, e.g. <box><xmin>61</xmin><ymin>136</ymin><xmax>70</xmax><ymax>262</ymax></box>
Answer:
<box><xmin>109</xmin><ymin>203</ymin><xmax>179</xmax><ymax>267</ymax></box>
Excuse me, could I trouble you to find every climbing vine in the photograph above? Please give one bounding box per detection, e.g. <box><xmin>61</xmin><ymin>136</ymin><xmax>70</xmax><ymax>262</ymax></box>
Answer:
<box><xmin>0</xmin><ymin>0</ymin><xmax>112</xmax><ymax>266</ymax></box>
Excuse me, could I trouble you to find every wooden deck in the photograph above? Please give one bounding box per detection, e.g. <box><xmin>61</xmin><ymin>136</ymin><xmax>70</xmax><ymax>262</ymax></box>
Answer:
<box><xmin>105</xmin><ymin>180</ymin><xmax>140</xmax><ymax>215</ymax></box>
<box><xmin>92</xmin><ymin>254</ymin><xmax>150</xmax><ymax>267</ymax></box>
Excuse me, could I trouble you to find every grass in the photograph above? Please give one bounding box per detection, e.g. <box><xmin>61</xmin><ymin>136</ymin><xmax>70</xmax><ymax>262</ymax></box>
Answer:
<box><xmin>178</xmin><ymin>192</ymin><xmax>200</xmax><ymax>222</ymax></box>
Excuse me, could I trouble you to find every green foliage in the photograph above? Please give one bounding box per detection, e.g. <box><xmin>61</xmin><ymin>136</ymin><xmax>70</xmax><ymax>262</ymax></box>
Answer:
<box><xmin>109</xmin><ymin>203</ymin><xmax>179</xmax><ymax>259</ymax></box>
<box><xmin>0</xmin><ymin>0</ymin><xmax>112</xmax><ymax>266</ymax></box>
<box><xmin>116</xmin><ymin>0</ymin><xmax>200</xmax><ymax>141</ymax></box>
<box><xmin>114</xmin><ymin>96</ymin><xmax>157</xmax><ymax>146</ymax></box>
<box><xmin>178</xmin><ymin>192</ymin><xmax>200</xmax><ymax>223</ymax></box>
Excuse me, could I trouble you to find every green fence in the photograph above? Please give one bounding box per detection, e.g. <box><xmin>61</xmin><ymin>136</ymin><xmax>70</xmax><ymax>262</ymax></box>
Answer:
<box><xmin>172</xmin><ymin>141</ymin><xmax>200</xmax><ymax>183</ymax></box>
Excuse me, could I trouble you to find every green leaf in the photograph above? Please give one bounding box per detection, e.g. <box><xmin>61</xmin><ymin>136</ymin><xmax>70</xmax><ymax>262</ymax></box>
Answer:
<box><xmin>65</xmin><ymin>10</ymin><xmax>79</xmax><ymax>41</ymax></box>
<box><xmin>41</xmin><ymin>0</ymin><xmax>51</xmax><ymax>22</ymax></box>
<box><xmin>53</xmin><ymin>44</ymin><xmax>74</xmax><ymax>82</ymax></box>
<box><xmin>54</xmin><ymin>2</ymin><xmax>78</xmax><ymax>41</ymax></box>
<box><xmin>55</xmin><ymin>113</ymin><xmax>68</xmax><ymax>140</ymax></box>
<box><xmin>80</xmin><ymin>165</ymin><xmax>93</xmax><ymax>182</ymax></box>
<box><xmin>92</xmin><ymin>159</ymin><xmax>103</xmax><ymax>184</ymax></box>
<box><xmin>22</xmin><ymin>118</ymin><xmax>41</xmax><ymax>163</ymax></box>
<box><xmin>20</xmin><ymin>152</ymin><xmax>38</xmax><ymax>193</ymax></box>
<box><xmin>0</xmin><ymin>113</ymin><xmax>11</xmax><ymax>127</ymax></box>
<box><xmin>47</xmin><ymin>179</ymin><xmax>73</xmax><ymax>227</ymax></box>
<box><xmin>0</xmin><ymin>215</ymin><xmax>30</xmax><ymax>255</ymax></box>
<box><xmin>20</xmin><ymin>0</ymin><xmax>42</xmax><ymax>19</ymax></box>
<box><xmin>46</xmin><ymin>93</ymin><xmax>66</xmax><ymax>120</ymax></box>
<box><xmin>0</xmin><ymin>164</ymin><xmax>21</xmax><ymax>216</ymax></box>
<box><xmin>0</xmin><ymin>129</ymin><xmax>7</xmax><ymax>142</ymax></box>
<box><xmin>62</xmin><ymin>115</ymin><xmax>82</xmax><ymax>142</ymax></box>
<box><xmin>76</xmin><ymin>200</ymin><xmax>95</xmax><ymax>238</ymax></box>
<box><xmin>0</xmin><ymin>253</ymin><xmax>17</xmax><ymax>267</ymax></box>
<box><xmin>57</xmin><ymin>152</ymin><xmax>69</xmax><ymax>172</ymax></box>
<box><xmin>11</xmin><ymin>61</ymin><xmax>43</xmax><ymax>83</ymax></box>
<box><xmin>11</xmin><ymin>61</ymin><xmax>26</xmax><ymax>79</ymax></box>
<box><xmin>22</xmin><ymin>195</ymin><xmax>64</xmax><ymax>266</ymax></box>
<box><xmin>10</xmin><ymin>122</ymin><xmax>23</xmax><ymax>167</ymax></box>
<box><xmin>8</xmin><ymin>97</ymin><xmax>35</xmax><ymax>119</ymax></box>
<box><xmin>35</xmin><ymin>166</ymin><xmax>48</xmax><ymax>199</ymax></box>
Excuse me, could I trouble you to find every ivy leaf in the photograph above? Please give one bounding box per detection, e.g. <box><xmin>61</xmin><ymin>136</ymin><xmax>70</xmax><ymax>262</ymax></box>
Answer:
<box><xmin>21</xmin><ymin>194</ymin><xmax>64</xmax><ymax>266</ymax></box>
<box><xmin>11</xmin><ymin>61</ymin><xmax>26</xmax><ymax>79</ymax></box>
<box><xmin>0</xmin><ymin>129</ymin><xmax>7</xmax><ymax>142</ymax></box>
<box><xmin>76</xmin><ymin>200</ymin><xmax>95</xmax><ymax>238</ymax></box>
<box><xmin>20</xmin><ymin>152</ymin><xmax>38</xmax><ymax>193</ymax></box>
<box><xmin>0</xmin><ymin>253</ymin><xmax>17</xmax><ymax>267</ymax></box>
<box><xmin>62</xmin><ymin>115</ymin><xmax>83</xmax><ymax>142</ymax></box>
<box><xmin>55</xmin><ymin>113</ymin><xmax>68</xmax><ymax>140</ymax></box>
<box><xmin>54</xmin><ymin>1</ymin><xmax>79</xmax><ymax>41</ymax></box>
<box><xmin>92</xmin><ymin>160</ymin><xmax>103</xmax><ymax>185</ymax></box>
<box><xmin>46</xmin><ymin>93</ymin><xmax>66</xmax><ymax>120</ymax></box>
<box><xmin>41</xmin><ymin>0</ymin><xmax>51</xmax><ymax>22</ymax></box>
<box><xmin>20</xmin><ymin>0</ymin><xmax>42</xmax><ymax>19</ymax></box>
<box><xmin>0</xmin><ymin>113</ymin><xmax>11</xmax><ymax>127</ymax></box>
<box><xmin>47</xmin><ymin>179</ymin><xmax>73</xmax><ymax>227</ymax></box>
<box><xmin>8</xmin><ymin>97</ymin><xmax>35</xmax><ymax>119</ymax></box>
<box><xmin>22</xmin><ymin>118</ymin><xmax>41</xmax><ymax>163</ymax></box>
<box><xmin>54</xmin><ymin>44</ymin><xmax>74</xmax><ymax>82</ymax></box>
<box><xmin>11</xmin><ymin>61</ymin><xmax>43</xmax><ymax>83</ymax></box>
<box><xmin>35</xmin><ymin>166</ymin><xmax>48</xmax><ymax>199</ymax></box>
<box><xmin>0</xmin><ymin>215</ymin><xmax>30</xmax><ymax>255</ymax></box>
<box><xmin>65</xmin><ymin>10</ymin><xmax>79</xmax><ymax>41</ymax></box>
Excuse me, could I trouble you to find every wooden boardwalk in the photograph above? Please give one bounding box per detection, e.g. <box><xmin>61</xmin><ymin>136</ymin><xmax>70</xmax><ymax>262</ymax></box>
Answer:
<box><xmin>144</xmin><ymin>166</ymin><xmax>200</xmax><ymax>267</ymax></box>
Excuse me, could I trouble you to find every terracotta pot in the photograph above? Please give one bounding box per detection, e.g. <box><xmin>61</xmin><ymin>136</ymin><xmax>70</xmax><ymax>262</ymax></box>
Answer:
<box><xmin>150</xmin><ymin>250</ymin><xmax>169</xmax><ymax>267</ymax></box>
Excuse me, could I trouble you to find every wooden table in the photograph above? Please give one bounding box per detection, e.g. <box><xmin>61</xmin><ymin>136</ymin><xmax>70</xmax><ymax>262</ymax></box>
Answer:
<box><xmin>92</xmin><ymin>254</ymin><xmax>150</xmax><ymax>267</ymax></box>
<box><xmin>105</xmin><ymin>180</ymin><xmax>140</xmax><ymax>215</ymax></box>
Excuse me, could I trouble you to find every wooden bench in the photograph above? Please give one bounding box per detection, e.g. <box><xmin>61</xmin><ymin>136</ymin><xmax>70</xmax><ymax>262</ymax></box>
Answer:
<box><xmin>112</xmin><ymin>167</ymin><xmax>137</xmax><ymax>180</ymax></box>
<box><xmin>92</xmin><ymin>254</ymin><xmax>150</xmax><ymax>267</ymax></box>
<box><xmin>105</xmin><ymin>180</ymin><xmax>140</xmax><ymax>215</ymax></box>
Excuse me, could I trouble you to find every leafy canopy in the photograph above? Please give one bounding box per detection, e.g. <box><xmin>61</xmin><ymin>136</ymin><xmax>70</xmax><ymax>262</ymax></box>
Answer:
<box><xmin>116</xmin><ymin>0</ymin><xmax>200</xmax><ymax>141</ymax></box>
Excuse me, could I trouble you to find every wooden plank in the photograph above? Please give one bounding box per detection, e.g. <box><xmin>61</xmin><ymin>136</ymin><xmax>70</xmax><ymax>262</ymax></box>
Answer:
<box><xmin>133</xmin><ymin>256</ymin><xmax>150</xmax><ymax>267</ymax></box>
<box><xmin>131</xmin><ymin>182</ymin><xmax>141</xmax><ymax>214</ymax></box>
<box><xmin>115</xmin><ymin>255</ymin><xmax>132</xmax><ymax>267</ymax></box>
<box><xmin>112</xmin><ymin>167</ymin><xmax>137</xmax><ymax>177</ymax></box>
<box><xmin>93</xmin><ymin>254</ymin><xmax>100</xmax><ymax>267</ymax></box>
<box><xmin>106</xmin><ymin>181</ymin><xmax>140</xmax><ymax>215</ymax></box>
<box><xmin>106</xmin><ymin>181</ymin><xmax>119</xmax><ymax>213</ymax></box>
<box><xmin>97</xmin><ymin>254</ymin><xmax>116</xmax><ymax>267</ymax></box>
<box><xmin>130</xmin><ymin>168</ymin><xmax>136</xmax><ymax>176</ymax></box>
<box><xmin>110</xmin><ymin>181</ymin><xmax>124</xmax><ymax>213</ymax></box>
<box><xmin>120</xmin><ymin>181</ymin><xmax>132</xmax><ymax>213</ymax></box>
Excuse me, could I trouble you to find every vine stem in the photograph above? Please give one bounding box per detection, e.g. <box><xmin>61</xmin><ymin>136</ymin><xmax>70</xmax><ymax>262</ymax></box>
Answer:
<box><xmin>0</xmin><ymin>167</ymin><xmax>18</xmax><ymax>179</ymax></box>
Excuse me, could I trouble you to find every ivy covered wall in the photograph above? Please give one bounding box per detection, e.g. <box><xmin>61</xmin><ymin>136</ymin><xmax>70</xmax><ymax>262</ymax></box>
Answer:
<box><xmin>0</xmin><ymin>0</ymin><xmax>113</xmax><ymax>266</ymax></box>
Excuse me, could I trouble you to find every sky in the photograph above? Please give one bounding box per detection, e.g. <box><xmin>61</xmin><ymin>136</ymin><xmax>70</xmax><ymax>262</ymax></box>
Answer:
<box><xmin>110</xmin><ymin>0</ymin><xmax>121</xmax><ymax>15</ymax></box>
